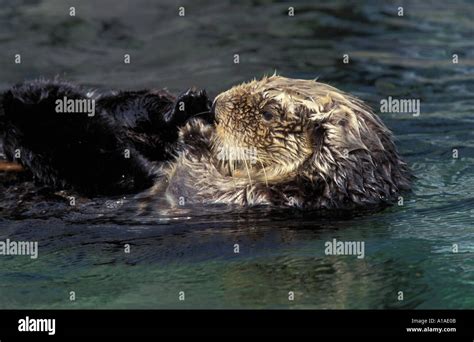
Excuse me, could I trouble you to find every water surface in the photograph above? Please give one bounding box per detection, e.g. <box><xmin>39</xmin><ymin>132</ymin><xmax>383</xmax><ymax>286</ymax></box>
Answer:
<box><xmin>0</xmin><ymin>0</ymin><xmax>473</xmax><ymax>309</ymax></box>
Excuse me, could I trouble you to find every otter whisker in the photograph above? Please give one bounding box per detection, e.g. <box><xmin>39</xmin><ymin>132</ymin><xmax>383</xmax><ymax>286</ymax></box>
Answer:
<box><xmin>188</xmin><ymin>110</ymin><xmax>211</xmax><ymax>119</ymax></box>
<box><xmin>242</xmin><ymin>156</ymin><xmax>253</xmax><ymax>187</ymax></box>
<box><xmin>257</xmin><ymin>156</ymin><xmax>269</xmax><ymax>187</ymax></box>
<box><xmin>229</xmin><ymin>159</ymin><xmax>238</xmax><ymax>191</ymax></box>
<box><xmin>224</xmin><ymin>151</ymin><xmax>237</xmax><ymax>189</ymax></box>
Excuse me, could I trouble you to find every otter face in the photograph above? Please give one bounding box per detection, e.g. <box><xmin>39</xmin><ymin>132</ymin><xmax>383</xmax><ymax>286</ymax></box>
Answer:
<box><xmin>212</xmin><ymin>76</ymin><xmax>315</xmax><ymax>177</ymax></box>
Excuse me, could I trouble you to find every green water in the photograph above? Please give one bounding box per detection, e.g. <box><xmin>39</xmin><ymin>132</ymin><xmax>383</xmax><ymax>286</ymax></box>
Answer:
<box><xmin>0</xmin><ymin>0</ymin><xmax>473</xmax><ymax>309</ymax></box>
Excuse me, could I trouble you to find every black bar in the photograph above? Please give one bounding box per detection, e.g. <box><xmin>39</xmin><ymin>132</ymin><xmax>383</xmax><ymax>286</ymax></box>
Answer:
<box><xmin>0</xmin><ymin>310</ymin><xmax>472</xmax><ymax>337</ymax></box>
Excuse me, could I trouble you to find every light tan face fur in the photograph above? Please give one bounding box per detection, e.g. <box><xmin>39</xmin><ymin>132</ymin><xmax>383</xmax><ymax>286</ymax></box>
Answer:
<box><xmin>211</xmin><ymin>75</ymin><xmax>383</xmax><ymax>182</ymax></box>
<box><xmin>212</xmin><ymin>76</ymin><xmax>316</xmax><ymax>180</ymax></box>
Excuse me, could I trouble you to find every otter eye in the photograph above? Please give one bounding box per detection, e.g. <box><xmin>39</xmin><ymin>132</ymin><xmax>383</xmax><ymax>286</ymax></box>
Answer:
<box><xmin>262</xmin><ymin>111</ymin><xmax>273</xmax><ymax>121</ymax></box>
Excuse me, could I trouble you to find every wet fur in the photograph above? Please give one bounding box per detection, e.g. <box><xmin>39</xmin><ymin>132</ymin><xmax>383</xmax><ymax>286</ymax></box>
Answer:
<box><xmin>0</xmin><ymin>79</ymin><xmax>211</xmax><ymax>196</ymax></box>
<box><xmin>156</xmin><ymin>76</ymin><xmax>412</xmax><ymax>210</ymax></box>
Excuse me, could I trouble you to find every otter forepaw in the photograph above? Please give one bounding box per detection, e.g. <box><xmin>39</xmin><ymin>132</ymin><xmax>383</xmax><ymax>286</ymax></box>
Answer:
<box><xmin>172</xmin><ymin>88</ymin><xmax>213</xmax><ymax>125</ymax></box>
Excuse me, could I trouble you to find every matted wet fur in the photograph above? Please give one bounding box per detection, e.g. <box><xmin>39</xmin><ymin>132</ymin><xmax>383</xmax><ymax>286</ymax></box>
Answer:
<box><xmin>0</xmin><ymin>79</ymin><xmax>211</xmax><ymax>196</ymax></box>
<box><xmin>148</xmin><ymin>75</ymin><xmax>411</xmax><ymax>211</ymax></box>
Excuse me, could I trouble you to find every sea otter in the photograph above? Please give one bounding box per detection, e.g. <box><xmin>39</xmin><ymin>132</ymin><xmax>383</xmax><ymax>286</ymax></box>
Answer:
<box><xmin>0</xmin><ymin>79</ymin><xmax>211</xmax><ymax>196</ymax></box>
<box><xmin>2</xmin><ymin>76</ymin><xmax>411</xmax><ymax>212</ymax></box>
<box><xmin>153</xmin><ymin>76</ymin><xmax>411</xmax><ymax>210</ymax></box>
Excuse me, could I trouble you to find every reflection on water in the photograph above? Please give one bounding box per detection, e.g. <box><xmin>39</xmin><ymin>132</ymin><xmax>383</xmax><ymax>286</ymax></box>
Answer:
<box><xmin>0</xmin><ymin>0</ymin><xmax>473</xmax><ymax>309</ymax></box>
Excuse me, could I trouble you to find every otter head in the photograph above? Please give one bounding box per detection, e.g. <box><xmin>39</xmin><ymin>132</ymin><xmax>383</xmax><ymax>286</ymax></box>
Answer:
<box><xmin>211</xmin><ymin>75</ymin><xmax>410</xmax><ymax>204</ymax></box>
<box><xmin>212</xmin><ymin>76</ymin><xmax>318</xmax><ymax>179</ymax></box>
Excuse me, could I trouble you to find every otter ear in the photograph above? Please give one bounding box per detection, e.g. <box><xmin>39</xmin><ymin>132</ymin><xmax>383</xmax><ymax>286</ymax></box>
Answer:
<box><xmin>299</xmin><ymin>119</ymin><xmax>331</xmax><ymax>184</ymax></box>
<box><xmin>308</xmin><ymin>112</ymin><xmax>365</xmax><ymax>158</ymax></box>
<box><xmin>309</xmin><ymin>120</ymin><xmax>326</xmax><ymax>153</ymax></box>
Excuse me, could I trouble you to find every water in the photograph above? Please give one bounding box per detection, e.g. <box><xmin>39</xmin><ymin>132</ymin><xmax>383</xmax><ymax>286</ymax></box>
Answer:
<box><xmin>0</xmin><ymin>0</ymin><xmax>473</xmax><ymax>309</ymax></box>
